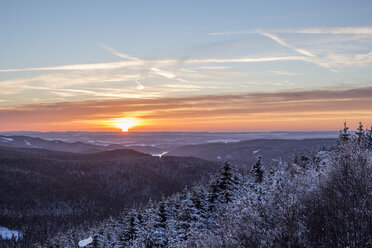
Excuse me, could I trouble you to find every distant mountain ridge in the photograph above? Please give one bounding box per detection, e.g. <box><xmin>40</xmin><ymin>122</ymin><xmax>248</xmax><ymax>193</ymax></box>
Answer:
<box><xmin>1</xmin><ymin>135</ymin><xmax>337</xmax><ymax>168</ymax></box>
<box><xmin>0</xmin><ymin>135</ymin><xmax>162</xmax><ymax>155</ymax></box>
<box><xmin>167</xmin><ymin>138</ymin><xmax>337</xmax><ymax>167</ymax></box>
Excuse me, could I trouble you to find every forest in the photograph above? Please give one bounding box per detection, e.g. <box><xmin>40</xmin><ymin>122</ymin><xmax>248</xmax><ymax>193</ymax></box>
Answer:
<box><xmin>0</xmin><ymin>148</ymin><xmax>217</xmax><ymax>247</ymax></box>
<box><xmin>3</xmin><ymin>124</ymin><xmax>368</xmax><ymax>247</ymax></box>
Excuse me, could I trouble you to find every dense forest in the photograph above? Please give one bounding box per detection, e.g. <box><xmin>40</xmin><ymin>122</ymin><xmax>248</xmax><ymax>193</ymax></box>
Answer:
<box><xmin>22</xmin><ymin>123</ymin><xmax>372</xmax><ymax>248</ymax></box>
<box><xmin>0</xmin><ymin>148</ymin><xmax>218</xmax><ymax>247</ymax></box>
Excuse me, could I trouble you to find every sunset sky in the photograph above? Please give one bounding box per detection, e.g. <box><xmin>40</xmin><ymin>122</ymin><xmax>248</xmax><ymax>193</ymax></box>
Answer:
<box><xmin>1</xmin><ymin>1</ymin><xmax>372</xmax><ymax>132</ymax></box>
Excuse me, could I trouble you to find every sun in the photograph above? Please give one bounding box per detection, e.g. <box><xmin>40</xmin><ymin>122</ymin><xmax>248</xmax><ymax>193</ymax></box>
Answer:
<box><xmin>108</xmin><ymin>118</ymin><xmax>139</xmax><ymax>132</ymax></box>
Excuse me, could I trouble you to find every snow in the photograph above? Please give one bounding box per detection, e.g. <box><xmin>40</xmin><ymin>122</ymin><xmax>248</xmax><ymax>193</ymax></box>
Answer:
<box><xmin>207</xmin><ymin>139</ymin><xmax>240</xmax><ymax>143</ymax></box>
<box><xmin>152</xmin><ymin>151</ymin><xmax>168</xmax><ymax>158</ymax></box>
<box><xmin>0</xmin><ymin>226</ymin><xmax>22</xmax><ymax>240</ymax></box>
<box><xmin>253</xmin><ymin>149</ymin><xmax>260</xmax><ymax>154</ymax></box>
<box><xmin>78</xmin><ymin>236</ymin><xmax>93</xmax><ymax>247</ymax></box>
<box><xmin>24</xmin><ymin>140</ymin><xmax>31</xmax><ymax>146</ymax></box>
<box><xmin>217</xmin><ymin>156</ymin><xmax>222</xmax><ymax>160</ymax></box>
<box><xmin>0</xmin><ymin>137</ymin><xmax>13</xmax><ymax>142</ymax></box>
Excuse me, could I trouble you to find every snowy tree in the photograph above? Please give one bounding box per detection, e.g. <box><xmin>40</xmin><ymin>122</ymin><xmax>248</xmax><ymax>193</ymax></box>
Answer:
<box><xmin>367</xmin><ymin>126</ymin><xmax>372</xmax><ymax>149</ymax></box>
<box><xmin>120</xmin><ymin>211</ymin><xmax>142</xmax><ymax>247</ymax></box>
<box><xmin>355</xmin><ymin>121</ymin><xmax>365</xmax><ymax>142</ymax></box>
<box><xmin>212</xmin><ymin>161</ymin><xmax>239</xmax><ymax>204</ymax></box>
<box><xmin>339</xmin><ymin>121</ymin><xmax>351</xmax><ymax>143</ymax></box>
<box><xmin>147</xmin><ymin>202</ymin><xmax>168</xmax><ymax>248</ymax></box>
<box><xmin>251</xmin><ymin>156</ymin><xmax>264</xmax><ymax>183</ymax></box>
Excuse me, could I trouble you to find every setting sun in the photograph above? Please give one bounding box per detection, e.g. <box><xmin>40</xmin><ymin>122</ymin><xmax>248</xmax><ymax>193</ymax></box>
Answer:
<box><xmin>108</xmin><ymin>118</ymin><xmax>139</xmax><ymax>132</ymax></box>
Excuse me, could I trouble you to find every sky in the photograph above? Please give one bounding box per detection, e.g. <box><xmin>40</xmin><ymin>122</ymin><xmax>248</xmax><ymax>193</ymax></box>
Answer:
<box><xmin>1</xmin><ymin>0</ymin><xmax>372</xmax><ymax>132</ymax></box>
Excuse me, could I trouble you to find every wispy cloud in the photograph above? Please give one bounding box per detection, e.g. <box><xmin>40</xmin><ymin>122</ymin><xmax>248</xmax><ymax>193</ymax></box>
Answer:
<box><xmin>257</xmin><ymin>30</ymin><xmax>315</xmax><ymax>57</ymax></box>
<box><xmin>150</xmin><ymin>67</ymin><xmax>175</xmax><ymax>79</ymax></box>
<box><xmin>283</xmin><ymin>27</ymin><xmax>372</xmax><ymax>35</ymax></box>
<box><xmin>185</xmin><ymin>56</ymin><xmax>306</xmax><ymax>64</ymax></box>
<box><xmin>102</xmin><ymin>44</ymin><xmax>177</xmax><ymax>81</ymax></box>
<box><xmin>207</xmin><ymin>26</ymin><xmax>372</xmax><ymax>69</ymax></box>
<box><xmin>1</xmin><ymin>86</ymin><xmax>372</xmax><ymax>131</ymax></box>
<box><xmin>198</xmin><ymin>66</ymin><xmax>231</xmax><ymax>70</ymax></box>
<box><xmin>101</xmin><ymin>44</ymin><xmax>142</xmax><ymax>61</ymax></box>
<box><xmin>0</xmin><ymin>60</ymin><xmax>144</xmax><ymax>72</ymax></box>
<box><xmin>208</xmin><ymin>30</ymin><xmax>254</xmax><ymax>36</ymax></box>
<box><xmin>268</xmin><ymin>70</ymin><xmax>298</xmax><ymax>76</ymax></box>
<box><xmin>0</xmin><ymin>55</ymin><xmax>307</xmax><ymax>73</ymax></box>
<box><xmin>208</xmin><ymin>26</ymin><xmax>372</xmax><ymax>36</ymax></box>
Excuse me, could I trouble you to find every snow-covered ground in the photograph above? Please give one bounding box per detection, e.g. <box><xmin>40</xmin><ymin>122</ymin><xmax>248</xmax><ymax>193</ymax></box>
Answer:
<box><xmin>24</xmin><ymin>139</ymin><xmax>31</xmax><ymax>146</ymax></box>
<box><xmin>0</xmin><ymin>226</ymin><xmax>22</xmax><ymax>240</ymax></box>
<box><xmin>0</xmin><ymin>137</ymin><xmax>13</xmax><ymax>142</ymax></box>
<box><xmin>151</xmin><ymin>151</ymin><xmax>168</xmax><ymax>158</ymax></box>
<box><xmin>78</xmin><ymin>236</ymin><xmax>93</xmax><ymax>247</ymax></box>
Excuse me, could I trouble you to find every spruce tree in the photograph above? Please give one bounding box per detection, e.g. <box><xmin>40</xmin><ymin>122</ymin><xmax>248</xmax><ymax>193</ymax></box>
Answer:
<box><xmin>120</xmin><ymin>212</ymin><xmax>139</xmax><ymax>247</ymax></box>
<box><xmin>207</xmin><ymin>161</ymin><xmax>239</xmax><ymax>209</ymax></box>
<box><xmin>367</xmin><ymin>126</ymin><xmax>372</xmax><ymax>149</ymax></box>
<box><xmin>355</xmin><ymin>122</ymin><xmax>370</xmax><ymax>150</ymax></box>
<box><xmin>339</xmin><ymin>122</ymin><xmax>350</xmax><ymax>143</ymax></box>
<box><xmin>174</xmin><ymin>192</ymin><xmax>195</xmax><ymax>242</ymax></box>
<box><xmin>151</xmin><ymin>202</ymin><xmax>168</xmax><ymax>248</ymax></box>
<box><xmin>251</xmin><ymin>156</ymin><xmax>264</xmax><ymax>183</ymax></box>
<box><xmin>92</xmin><ymin>235</ymin><xmax>99</xmax><ymax>248</ymax></box>
<box><xmin>217</xmin><ymin>161</ymin><xmax>238</xmax><ymax>203</ymax></box>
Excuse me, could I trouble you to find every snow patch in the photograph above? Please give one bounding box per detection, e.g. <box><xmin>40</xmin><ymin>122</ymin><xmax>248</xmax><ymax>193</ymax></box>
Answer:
<box><xmin>207</xmin><ymin>139</ymin><xmax>240</xmax><ymax>143</ymax></box>
<box><xmin>151</xmin><ymin>151</ymin><xmax>168</xmax><ymax>158</ymax></box>
<box><xmin>78</xmin><ymin>236</ymin><xmax>93</xmax><ymax>247</ymax></box>
<box><xmin>253</xmin><ymin>149</ymin><xmax>260</xmax><ymax>154</ymax></box>
<box><xmin>0</xmin><ymin>137</ymin><xmax>13</xmax><ymax>142</ymax></box>
<box><xmin>24</xmin><ymin>140</ymin><xmax>31</xmax><ymax>146</ymax></box>
<box><xmin>0</xmin><ymin>226</ymin><xmax>22</xmax><ymax>240</ymax></box>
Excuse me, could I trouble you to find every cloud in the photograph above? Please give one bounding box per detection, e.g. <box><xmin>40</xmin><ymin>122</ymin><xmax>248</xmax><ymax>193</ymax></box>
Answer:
<box><xmin>150</xmin><ymin>67</ymin><xmax>175</xmax><ymax>79</ymax></box>
<box><xmin>257</xmin><ymin>30</ymin><xmax>315</xmax><ymax>57</ymax></box>
<box><xmin>101</xmin><ymin>44</ymin><xmax>142</xmax><ymax>61</ymax></box>
<box><xmin>268</xmin><ymin>70</ymin><xmax>298</xmax><ymax>76</ymax></box>
<box><xmin>208</xmin><ymin>26</ymin><xmax>372</xmax><ymax>36</ymax></box>
<box><xmin>184</xmin><ymin>56</ymin><xmax>306</xmax><ymax>64</ymax></box>
<box><xmin>208</xmin><ymin>30</ymin><xmax>253</xmax><ymax>36</ymax></box>
<box><xmin>102</xmin><ymin>44</ymin><xmax>177</xmax><ymax>81</ymax></box>
<box><xmin>303</xmin><ymin>51</ymin><xmax>372</xmax><ymax>70</ymax></box>
<box><xmin>206</xmin><ymin>27</ymin><xmax>372</xmax><ymax>69</ymax></box>
<box><xmin>198</xmin><ymin>66</ymin><xmax>231</xmax><ymax>70</ymax></box>
<box><xmin>255</xmin><ymin>29</ymin><xmax>372</xmax><ymax>71</ymax></box>
<box><xmin>1</xmin><ymin>86</ymin><xmax>372</xmax><ymax>131</ymax></box>
<box><xmin>0</xmin><ymin>61</ymin><xmax>144</xmax><ymax>72</ymax></box>
<box><xmin>136</xmin><ymin>80</ymin><xmax>145</xmax><ymax>90</ymax></box>
<box><xmin>284</xmin><ymin>27</ymin><xmax>372</xmax><ymax>35</ymax></box>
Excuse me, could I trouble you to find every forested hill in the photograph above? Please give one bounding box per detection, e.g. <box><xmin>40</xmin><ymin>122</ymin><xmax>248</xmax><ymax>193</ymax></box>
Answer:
<box><xmin>37</xmin><ymin>130</ymin><xmax>371</xmax><ymax>248</ymax></box>
<box><xmin>0</xmin><ymin>135</ymin><xmax>162</xmax><ymax>155</ymax></box>
<box><xmin>167</xmin><ymin>138</ymin><xmax>336</xmax><ymax>166</ymax></box>
<box><xmin>0</xmin><ymin>147</ymin><xmax>218</xmax><ymax>248</ymax></box>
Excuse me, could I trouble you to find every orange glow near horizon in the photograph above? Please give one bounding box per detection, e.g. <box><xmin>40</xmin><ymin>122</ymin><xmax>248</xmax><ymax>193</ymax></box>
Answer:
<box><xmin>1</xmin><ymin>87</ymin><xmax>372</xmax><ymax>132</ymax></box>
<box><xmin>106</xmin><ymin>118</ymin><xmax>140</xmax><ymax>132</ymax></box>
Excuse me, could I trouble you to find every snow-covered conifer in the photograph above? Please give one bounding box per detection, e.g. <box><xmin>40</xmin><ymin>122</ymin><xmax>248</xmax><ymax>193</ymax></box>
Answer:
<box><xmin>251</xmin><ymin>156</ymin><xmax>264</xmax><ymax>183</ymax></box>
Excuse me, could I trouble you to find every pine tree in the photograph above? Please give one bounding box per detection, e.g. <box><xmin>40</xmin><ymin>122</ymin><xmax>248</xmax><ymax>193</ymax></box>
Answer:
<box><xmin>355</xmin><ymin>122</ymin><xmax>366</xmax><ymax>146</ymax></box>
<box><xmin>92</xmin><ymin>234</ymin><xmax>99</xmax><ymax>248</ymax></box>
<box><xmin>150</xmin><ymin>202</ymin><xmax>168</xmax><ymax>248</ymax></box>
<box><xmin>207</xmin><ymin>161</ymin><xmax>239</xmax><ymax>211</ymax></box>
<box><xmin>339</xmin><ymin>122</ymin><xmax>350</xmax><ymax>143</ymax></box>
<box><xmin>189</xmin><ymin>188</ymin><xmax>208</xmax><ymax>228</ymax></box>
<box><xmin>174</xmin><ymin>192</ymin><xmax>195</xmax><ymax>242</ymax></box>
<box><xmin>367</xmin><ymin>126</ymin><xmax>372</xmax><ymax>149</ymax></box>
<box><xmin>95</xmin><ymin>229</ymin><xmax>105</xmax><ymax>247</ymax></box>
<box><xmin>120</xmin><ymin>212</ymin><xmax>140</xmax><ymax>247</ymax></box>
<box><xmin>251</xmin><ymin>156</ymin><xmax>264</xmax><ymax>183</ymax></box>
